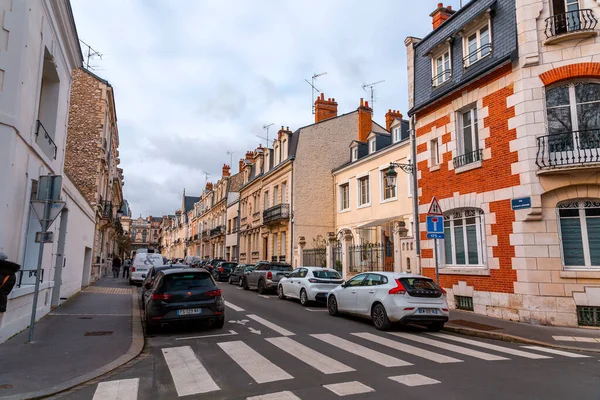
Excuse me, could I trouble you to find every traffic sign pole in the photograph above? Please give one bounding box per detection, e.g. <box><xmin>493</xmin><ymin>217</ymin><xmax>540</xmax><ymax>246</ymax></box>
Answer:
<box><xmin>434</xmin><ymin>239</ymin><xmax>439</xmax><ymax>284</ymax></box>
<box><xmin>28</xmin><ymin>199</ymin><xmax>48</xmax><ymax>343</ymax></box>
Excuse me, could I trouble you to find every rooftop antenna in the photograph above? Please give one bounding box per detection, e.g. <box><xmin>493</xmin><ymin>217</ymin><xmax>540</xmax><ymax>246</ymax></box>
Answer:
<box><xmin>204</xmin><ymin>172</ymin><xmax>210</xmax><ymax>188</ymax></box>
<box><xmin>256</xmin><ymin>123</ymin><xmax>274</xmax><ymax>146</ymax></box>
<box><xmin>226</xmin><ymin>150</ymin><xmax>236</xmax><ymax>167</ymax></box>
<box><xmin>304</xmin><ymin>72</ymin><xmax>327</xmax><ymax>114</ymax></box>
<box><xmin>79</xmin><ymin>39</ymin><xmax>103</xmax><ymax>71</ymax></box>
<box><xmin>362</xmin><ymin>80</ymin><xmax>385</xmax><ymax>112</ymax></box>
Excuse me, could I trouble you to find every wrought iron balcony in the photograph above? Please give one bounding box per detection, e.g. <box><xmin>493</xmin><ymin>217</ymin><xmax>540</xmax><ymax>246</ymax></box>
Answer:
<box><xmin>210</xmin><ymin>225</ymin><xmax>225</xmax><ymax>237</ymax></box>
<box><xmin>193</xmin><ymin>233</ymin><xmax>199</xmax><ymax>241</ymax></box>
<box><xmin>202</xmin><ymin>230</ymin><xmax>210</xmax><ymax>240</ymax></box>
<box><xmin>263</xmin><ymin>203</ymin><xmax>290</xmax><ymax>225</ymax></box>
<box><xmin>453</xmin><ymin>149</ymin><xmax>483</xmax><ymax>169</ymax></box>
<box><xmin>431</xmin><ymin>69</ymin><xmax>451</xmax><ymax>86</ymax></box>
<box><xmin>462</xmin><ymin>43</ymin><xmax>492</xmax><ymax>67</ymax></box>
<box><xmin>99</xmin><ymin>201</ymin><xmax>113</xmax><ymax>220</ymax></box>
<box><xmin>545</xmin><ymin>9</ymin><xmax>597</xmax><ymax>41</ymax></box>
<box><xmin>536</xmin><ymin>130</ymin><xmax>600</xmax><ymax>169</ymax></box>
<box><xmin>35</xmin><ymin>120</ymin><xmax>57</xmax><ymax>160</ymax></box>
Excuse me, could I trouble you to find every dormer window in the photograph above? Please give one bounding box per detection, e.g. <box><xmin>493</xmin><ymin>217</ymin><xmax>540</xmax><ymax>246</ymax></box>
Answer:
<box><xmin>369</xmin><ymin>139</ymin><xmax>376</xmax><ymax>154</ymax></box>
<box><xmin>432</xmin><ymin>49</ymin><xmax>451</xmax><ymax>87</ymax></box>
<box><xmin>352</xmin><ymin>147</ymin><xmax>359</xmax><ymax>161</ymax></box>
<box><xmin>393</xmin><ymin>127</ymin><xmax>401</xmax><ymax>143</ymax></box>
<box><xmin>463</xmin><ymin>21</ymin><xmax>492</xmax><ymax>67</ymax></box>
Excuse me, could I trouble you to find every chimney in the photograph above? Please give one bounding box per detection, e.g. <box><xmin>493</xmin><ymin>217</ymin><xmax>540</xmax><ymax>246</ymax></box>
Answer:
<box><xmin>277</xmin><ymin>125</ymin><xmax>292</xmax><ymax>139</ymax></box>
<box><xmin>206</xmin><ymin>182</ymin><xmax>213</xmax><ymax>191</ymax></box>
<box><xmin>238</xmin><ymin>158</ymin><xmax>245</xmax><ymax>173</ymax></box>
<box><xmin>245</xmin><ymin>151</ymin><xmax>254</xmax><ymax>161</ymax></box>
<box><xmin>222</xmin><ymin>164</ymin><xmax>231</xmax><ymax>177</ymax></box>
<box><xmin>357</xmin><ymin>98</ymin><xmax>373</xmax><ymax>143</ymax></box>
<box><xmin>431</xmin><ymin>3</ymin><xmax>455</xmax><ymax>30</ymax></box>
<box><xmin>314</xmin><ymin>93</ymin><xmax>338</xmax><ymax>123</ymax></box>
<box><xmin>385</xmin><ymin>109</ymin><xmax>404</xmax><ymax>131</ymax></box>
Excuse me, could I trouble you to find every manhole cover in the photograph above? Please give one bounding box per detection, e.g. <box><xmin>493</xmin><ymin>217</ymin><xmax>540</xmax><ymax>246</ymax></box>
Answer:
<box><xmin>0</xmin><ymin>384</ymin><xmax>13</xmax><ymax>389</ymax></box>
<box><xmin>449</xmin><ymin>319</ymin><xmax>502</xmax><ymax>331</ymax></box>
<box><xmin>84</xmin><ymin>331</ymin><xmax>113</xmax><ymax>336</ymax></box>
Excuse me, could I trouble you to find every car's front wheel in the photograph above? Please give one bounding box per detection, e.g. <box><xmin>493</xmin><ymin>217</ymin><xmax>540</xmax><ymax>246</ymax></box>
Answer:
<box><xmin>328</xmin><ymin>295</ymin><xmax>339</xmax><ymax>316</ymax></box>
<box><xmin>300</xmin><ymin>289</ymin><xmax>309</xmax><ymax>306</ymax></box>
<box><xmin>371</xmin><ymin>303</ymin><xmax>391</xmax><ymax>331</ymax></box>
<box><xmin>278</xmin><ymin>285</ymin><xmax>286</xmax><ymax>300</ymax></box>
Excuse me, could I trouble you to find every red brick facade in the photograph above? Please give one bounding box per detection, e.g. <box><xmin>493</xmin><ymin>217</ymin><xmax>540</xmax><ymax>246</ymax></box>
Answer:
<box><xmin>539</xmin><ymin>62</ymin><xmax>600</xmax><ymax>86</ymax></box>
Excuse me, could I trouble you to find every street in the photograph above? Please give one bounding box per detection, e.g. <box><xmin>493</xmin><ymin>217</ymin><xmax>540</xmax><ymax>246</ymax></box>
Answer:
<box><xmin>55</xmin><ymin>283</ymin><xmax>600</xmax><ymax>400</ymax></box>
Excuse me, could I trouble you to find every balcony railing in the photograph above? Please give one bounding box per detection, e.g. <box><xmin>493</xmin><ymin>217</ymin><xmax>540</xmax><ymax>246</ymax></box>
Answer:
<box><xmin>462</xmin><ymin>43</ymin><xmax>492</xmax><ymax>67</ymax></box>
<box><xmin>193</xmin><ymin>233</ymin><xmax>199</xmax><ymax>241</ymax></box>
<box><xmin>35</xmin><ymin>120</ymin><xmax>57</xmax><ymax>160</ymax></box>
<box><xmin>545</xmin><ymin>9</ymin><xmax>598</xmax><ymax>39</ymax></box>
<box><xmin>17</xmin><ymin>268</ymin><xmax>44</xmax><ymax>288</ymax></box>
<box><xmin>453</xmin><ymin>149</ymin><xmax>483</xmax><ymax>169</ymax></box>
<box><xmin>210</xmin><ymin>225</ymin><xmax>225</xmax><ymax>237</ymax></box>
<box><xmin>263</xmin><ymin>203</ymin><xmax>290</xmax><ymax>224</ymax></box>
<box><xmin>431</xmin><ymin>69</ymin><xmax>451</xmax><ymax>86</ymax></box>
<box><xmin>536</xmin><ymin>130</ymin><xmax>600</xmax><ymax>169</ymax></box>
<box><xmin>99</xmin><ymin>201</ymin><xmax>113</xmax><ymax>220</ymax></box>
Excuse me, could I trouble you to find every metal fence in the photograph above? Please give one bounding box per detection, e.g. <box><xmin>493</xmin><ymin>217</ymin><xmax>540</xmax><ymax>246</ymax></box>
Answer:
<box><xmin>349</xmin><ymin>243</ymin><xmax>394</xmax><ymax>273</ymax></box>
<box><xmin>330</xmin><ymin>241</ymin><xmax>342</xmax><ymax>273</ymax></box>
<box><xmin>303</xmin><ymin>248</ymin><xmax>327</xmax><ymax>267</ymax></box>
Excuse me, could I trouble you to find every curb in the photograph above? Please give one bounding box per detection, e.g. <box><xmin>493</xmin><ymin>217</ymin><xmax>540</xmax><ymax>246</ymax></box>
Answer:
<box><xmin>0</xmin><ymin>289</ymin><xmax>144</xmax><ymax>400</ymax></box>
<box><xmin>444</xmin><ymin>324</ymin><xmax>600</xmax><ymax>354</ymax></box>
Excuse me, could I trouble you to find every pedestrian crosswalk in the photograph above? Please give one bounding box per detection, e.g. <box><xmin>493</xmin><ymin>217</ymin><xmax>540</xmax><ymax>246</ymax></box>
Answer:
<box><xmin>91</xmin><ymin>331</ymin><xmax>593</xmax><ymax>399</ymax></box>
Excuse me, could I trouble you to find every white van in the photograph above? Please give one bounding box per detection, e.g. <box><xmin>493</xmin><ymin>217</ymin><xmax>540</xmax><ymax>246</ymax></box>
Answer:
<box><xmin>130</xmin><ymin>253</ymin><xmax>164</xmax><ymax>285</ymax></box>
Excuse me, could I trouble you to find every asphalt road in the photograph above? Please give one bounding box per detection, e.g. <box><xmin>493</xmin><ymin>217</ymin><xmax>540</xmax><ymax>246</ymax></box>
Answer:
<box><xmin>55</xmin><ymin>281</ymin><xmax>600</xmax><ymax>400</ymax></box>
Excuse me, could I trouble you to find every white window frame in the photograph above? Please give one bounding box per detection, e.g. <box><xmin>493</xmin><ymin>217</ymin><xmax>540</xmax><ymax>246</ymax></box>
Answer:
<box><xmin>369</xmin><ymin>139</ymin><xmax>377</xmax><ymax>154</ymax></box>
<box><xmin>431</xmin><ymin>47</ymin><xmax>452</xmax><ymax>87</ymax></box>
<box><xmin>462</xmin><ymin>20</ymin><xmax>492</xmax><ymax>67</ymax></box>
<box><xmin>393</xmin><ymin>127</ymin><xmax>401</xmax><ymax>143</ymax></box>
<box><xmin>357</xmin><ymin>173</ymin><xmax>371</xmax><ymax>208</ymax></box>
<box><xmin>339</xmin><ymin>182</ymin><xmax>350</xmax><ymax>211</ymax></box>
<box><xmin>442</xmin><ymin>208</ymin><xmax>486</xmax><ymax>268</ymax></box>
<box><xmin>557</xmin><ymin>199</ymin><xmax>600</xmax><ymax>270</ymax></box>
<box><xmin>380</xmin><ymin>169</ymin><xmax>397</xmax><ymax>202</ymax></box>
<box><xmin>352</xmin><ymin>146</ymin><xmax>359</xmax><ymax>161</ymax></box>
<box><xmin>457</xmin><ymin>106</ymin><xmax>480</xmax><ymax>158</ymax></box>
<box><xmin>431</xmin><ymin>138</ymin><xmax>440</xmax><ymax>166</ymax></box>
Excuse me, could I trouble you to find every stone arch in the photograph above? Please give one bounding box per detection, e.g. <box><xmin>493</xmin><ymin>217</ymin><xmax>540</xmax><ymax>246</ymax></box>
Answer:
<box><xmin>539</xmin><ymin>63</ymin><xmax>600</xmax><ymax>86</ymax></box>
<box><xmin>541</xmin><ymin>184</ymin><xmax>600</xmax><ymax>209</ymax></box>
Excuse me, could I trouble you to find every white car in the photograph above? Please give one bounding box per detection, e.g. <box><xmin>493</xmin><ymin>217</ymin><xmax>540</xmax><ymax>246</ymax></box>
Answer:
<box><xmin>327</xmin><ymin>272</ymin><xmax>449</xmax><ymax>331</ymax></box>
<box><xmin>278</xmin><ymin>267</ymin><xmax>344</xmax><ymax>306</ymax></box>
<box><xmin>130</xmin><ymin>253</ymin><xmax>164</xmax><ymax>285</ymax></box>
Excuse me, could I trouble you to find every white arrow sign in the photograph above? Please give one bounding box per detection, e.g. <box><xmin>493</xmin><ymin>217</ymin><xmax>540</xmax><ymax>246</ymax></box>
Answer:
<box><xmin>248</xmin><ymin>327</ymin><xmax>261</xmax><ymax>335</ymax></box>
<box><xmin>228</xmin><ymin>319</ymin><xmax>249</xmax><ymax>325</ymax></box>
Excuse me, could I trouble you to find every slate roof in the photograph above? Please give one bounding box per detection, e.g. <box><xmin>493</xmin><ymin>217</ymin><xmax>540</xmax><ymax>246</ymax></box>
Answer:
<box><xmin>184</xmin><ymin>196</ymin><xmax>200</xmax><ymax>213</ymax></box>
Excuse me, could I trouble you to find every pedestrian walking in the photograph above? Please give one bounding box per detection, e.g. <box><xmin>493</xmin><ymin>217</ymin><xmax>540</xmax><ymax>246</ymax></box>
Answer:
<box><xmin>0</xmin><ymin>252</ymin><xmax>20</xmax><ymax>326</ymax></box>
<box><xmin>122</xmin><ymin>258</ymin><xmax>131</xmax><ymax>279</ymax></box>
<box><xmin>112</xmin><ymin>255</ymin><xmax>121</xmax><ymax>279</ymax></box>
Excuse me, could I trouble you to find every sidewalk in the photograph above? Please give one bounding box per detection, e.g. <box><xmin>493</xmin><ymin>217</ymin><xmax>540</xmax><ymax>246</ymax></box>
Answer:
<box><xmin>445</xmin><ymin>309</ymin><xmax>600</xmax><ymax>353</ymax></box>
<box><xmin>0</xmin><ymin>276</ymin><xmax>143</xmax><ymax>400</ymax></box>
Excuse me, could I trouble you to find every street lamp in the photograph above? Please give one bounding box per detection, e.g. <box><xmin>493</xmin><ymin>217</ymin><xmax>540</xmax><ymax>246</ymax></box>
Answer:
<box><xmin>384</xmin><ymin>162</ymin><xmax>412</xmax><ymax>188</ymax></box>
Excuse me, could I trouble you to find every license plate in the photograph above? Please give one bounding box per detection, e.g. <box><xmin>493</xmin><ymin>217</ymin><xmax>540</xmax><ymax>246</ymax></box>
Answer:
<box><xmin>418</xmin><ymin>308</ymin><xmax>438</xmax><ymax>314</ymax></box>
<box><xmin>177</xmin><ymin>308</ymin><xmax>202</xmax><ymax>316</ymax></box>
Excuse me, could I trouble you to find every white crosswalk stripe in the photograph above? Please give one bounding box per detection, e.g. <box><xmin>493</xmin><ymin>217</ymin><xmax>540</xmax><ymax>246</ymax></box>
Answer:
<box><xmin>247</xmin><ymin>314</ymin><xmax>295</xmax><ymax>336</ymax></box>
<box><xmin>389</xmin><ymin>332</ymin><xmax>510</xmax><ymax>361</ymax></box>
<box><xmin>324</xmin><ymin>381</ymin><xmax>374</xmax><ymax>396</ymax></box>
<box><xmin>428</xmin><ymin>333</ymin><xmax>552</xmax><ymax>359</ymax></box>
<box><xmin>352</xmin><ymin>332</ymin><xmax>463</xmax><ymax>363</ymax></box>
<box><xmin>92</xmin><ymin>378</ymin><xmax>139</xmax><ymax>400</ymax></box>
<box><xmin>218</xmin><ymin>340</ymin><xmax>293</xmax><ymax>383</ymax></box>
<box><xmin>266</xmin><ymin>337</ymin><xmax>355</xmax><ymax>374</ymax></box>
<box><xmin>162</xmin><ymin>346</ymin><xmax>220</xmax><ymax>396</ymax></box>
<box><xmin>311</xmin><ymin>333</ymin><xmax>412</xmax><ymax>367</ymax></box>
<box><xmin>247</xmin><ymin>391</ymin><xmax>301</xmax><ymax>400</ymax></box>
<box><xmin>521</xmin><ymin>345</ymin><xmax>591</xmax><ymax>358</ymax></box>
<box><xmin>389</xmin><ymin>374</ymin><xmax>441</xmax><ymax>387</ymax></box>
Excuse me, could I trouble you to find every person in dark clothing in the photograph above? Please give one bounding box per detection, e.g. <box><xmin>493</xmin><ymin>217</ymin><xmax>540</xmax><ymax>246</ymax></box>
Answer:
<box><xmin>112</xmin><ymin>256</ymin><xmax>121</xmax><ymax>279</ymax></box>
<box><xmin>0</xmin><ymin>252</ymin><xmax>20</xmax><ymax>325</ymax></box>
<box><xmin>122</xmin><ymin>258</ymin><xmax>131</xmax><ymax>279</ymax></box>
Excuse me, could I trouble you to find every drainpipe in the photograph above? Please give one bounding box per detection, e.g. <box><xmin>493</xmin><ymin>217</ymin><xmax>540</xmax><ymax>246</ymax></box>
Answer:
<box><xmin>236</xmin><ymin>199</ymin><xmax>241</xmax><ymax>261</ymax></box>
<box><xmin>290</xmin><ymin>158</ymin><xmax>295</xmax><ymax>266</ymax></box>
<box><xmin>51</xmin><ymin>208</ymin><xmax>69</xmax><ymax>308</ymax></box>
<box><xmin>410</xmin><ymin>115</ymin><xmax>421</xmax><ymax>274</ymax></box>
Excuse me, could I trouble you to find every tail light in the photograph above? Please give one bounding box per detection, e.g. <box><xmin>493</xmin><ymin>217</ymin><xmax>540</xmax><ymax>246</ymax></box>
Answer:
<box><xmin>267</xmin><ymin>271</ymin><xmax>272</xmax><ymax>280</ymax></box>
<box><xmin>152</xmin><ymin>293</ymin><xmax>172</xmax><ymax>300</ymax></box>
<box><xmin>206</xmin><ymin>289</ymin><xmax>222</xmax><ymax>297</ymax></box>
<box><xmin>219</xmin><ymin>267</ymin><xmax>225</xmax><ymax>272</ymax></box>
<box><xmin>440</xmin><ymin>287</ymin><xmax>447</xmax><ymax>296</ymax></box>
<box><xmin>131</xmin><ymin>267</ymin><xmax>136</xmax><ymax>272</ymax></box>
<box><xmin>389</xmin><ymin>279</ymin><xmax>407</xmax><ymax>295</ymax></box>
<box><xmin>308</xmin><ymin>278</ymin><xmax>317</xmax><ymax>283</ymax></box>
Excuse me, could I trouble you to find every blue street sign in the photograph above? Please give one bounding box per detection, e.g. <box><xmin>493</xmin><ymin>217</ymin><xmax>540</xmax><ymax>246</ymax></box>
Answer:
<box><xmin>426</xmin><ymin>215</ymin><xmax>444</xmax><ymax>234</ymax></box>
<box><xmin>511</xmin><ymin>197</ymin><xmax>532</xmax><ymax>210</ymax></box>
<box><xmin>427</xmin><ymin>233</ymin><xmax>445</xmax><ymax>239</ymax></box>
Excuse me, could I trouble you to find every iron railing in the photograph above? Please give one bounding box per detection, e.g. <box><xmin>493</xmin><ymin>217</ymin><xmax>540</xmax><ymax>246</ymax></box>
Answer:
<box><xmin>536</xmin><ymin>130</ymin><xmax>600</xmax><ymax>168</ymax></box>
<box><xmin>431</xmin><ymin>69</ymin><xmax>452</xmax><ymax>86</ymax></box>
<box><xmin>463</xmin><ymin>43</ymin><xmax>492</xmax><ymax>67</ymax></box>
<box><xmin>453</xmin><ymin>149</ymin><xmax>483</xmax><ymax>169</ymax></box>
<box><xmin>271</xmin><ymin>255</ymin><xmax>286</xmax><ymax>262</ymax></box>
<box><xmin>202</xmin><ymin>230</ymin><xmax>210</xmax><ymax>240</ymax></box>
<box><xmin>545</xmin><ymin>9</ymin><xmax>597</xmax><ymax>38</ymax></box>
<box><xmin>210</xmin><ymin>225</ymin><xmax>225</xmax><ymax>237</ymax></box>
<box><xmin>99</xmin><ymin>201</ymin><xmax>113</xmax><ymax>220</ymax></box>
<box><xmin>193</xmin><ymin>234</ymin><xmax>199</xmax><ymax>241</ymax></box>
<box><xmin>349</xmin><ymin>243</ymin><xmax>394</xmax><ymax>273</ymax></box>
<box><xmin>455</xmin><ymin>295</ymin><xmax>474</xmax><ymax>311</ymax></box>
<box><xmin>35</xmin><ymin>120</ymin><xmax>57</xmax><ymax>159</ymax></box>
<box><xmin>577</xmin><ymin>306</ymin><xmax>600</xmax><ymax>327</ymax></box>
<box><xmin>303</xmin><ymin>248</ymin><xmax>327</xmax><ymax>268</ymax></box>
<box><xmin>331</xmin><ymin>241</ymin><xmax>342</xmax><ymax>273</ymax></box>
<box><xmin>263</xmin><ymin>203</ymin><xmax>290</xmax><ymax>224</ymax></box>
<box><xmin>17</xmin><ymin>269</ymin><xmax>44</xmax><ymax>288</ymax></box>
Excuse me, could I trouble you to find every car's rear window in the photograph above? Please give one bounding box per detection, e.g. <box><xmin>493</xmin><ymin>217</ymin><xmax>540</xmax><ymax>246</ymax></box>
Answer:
<box><xmin>270</xmin><ymin>264</ymin><xmax>293</xmax><ymax>271</ymax></box>
<box><xmin>400</xmin><ymin>278</ymin><xmax>438</xmax><ymax>290</ymax></box>
<box><xmin>312</xmin><ymin>270</ymin><xmax>341</xmax><ymax>279</ymax></box>
<box><xmin>164</xmin><ymin>273</ymin><xmax>214</xmax><ymax>291</ymax></box>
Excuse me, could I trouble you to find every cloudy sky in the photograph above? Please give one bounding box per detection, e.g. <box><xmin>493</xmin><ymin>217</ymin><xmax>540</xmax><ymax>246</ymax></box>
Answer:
<box><xmin>71</xmin><ymin>0</ymin><xmax>463</xmax><ymax>217</ymax></box>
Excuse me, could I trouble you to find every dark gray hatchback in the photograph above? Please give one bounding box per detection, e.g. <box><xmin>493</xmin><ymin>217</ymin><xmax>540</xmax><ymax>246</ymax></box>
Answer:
<box><xmin>142</xmin><ymin>268</ymin><xmax>225</xmax><ymax>332</ymax></box>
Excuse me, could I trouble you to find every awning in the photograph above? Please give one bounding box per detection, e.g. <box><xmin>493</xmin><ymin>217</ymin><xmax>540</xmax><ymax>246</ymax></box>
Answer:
<box><xmin>356</xmin><ymin>216</ymin><xmax>399</xmax><ymax>229</ymax></box>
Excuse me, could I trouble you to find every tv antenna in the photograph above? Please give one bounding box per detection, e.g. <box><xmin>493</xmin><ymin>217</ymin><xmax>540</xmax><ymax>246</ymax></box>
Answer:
<box><xmin>204</xmin><ymin>172</ymin><xmax>210</xmax><ymax>188</ymax></box>
<box><xmin>362</xmin><ymin>80</ymin><xmax>385</xmax><ymax>112</ymax></box>
<box><xmin>256</xmin><ymin>123</ymin><xmax>274</xmax><ymax>146</ymax></box>
<box><xmin>80</xmin><ymin>39</ymin><xmax>103</xmax><ymax>71</ymax></box>
<box><xmin>226</xmin><ymin>150</ymin><xmax>236</xmax><ymax>167</ymax></box>
<box><xmin>304</xmin><ymin>72</ymin><xmax>327</xmax><ymax>114</ymax></box>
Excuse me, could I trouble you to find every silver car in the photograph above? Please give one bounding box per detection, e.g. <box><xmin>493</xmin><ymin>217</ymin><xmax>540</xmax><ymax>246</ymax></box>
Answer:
<box><xmin>278</xmin><ymin>267</ymin><xmax>344</xmax><ymax>306</ymax></box>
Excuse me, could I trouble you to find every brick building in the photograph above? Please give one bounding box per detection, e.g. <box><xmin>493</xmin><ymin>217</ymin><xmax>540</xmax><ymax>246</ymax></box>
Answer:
<box><xmin>407</xmin><ymin>0</ymin><xmax>600</xmax><ymax>327</ymax></box>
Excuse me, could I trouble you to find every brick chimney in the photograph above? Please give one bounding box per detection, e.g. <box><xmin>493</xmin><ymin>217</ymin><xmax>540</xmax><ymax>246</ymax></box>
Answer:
<box><xmin>357</xmin><ymin>98</ymin><xmax>373</xmax><ymax>143</ymax></box>
<box><xmin>238</xmin><ymin>158</ymin><xmax>245</xmax><ymax>173</ymax></box>
<box><xmin>385</xmin><ymin>109</ymin><xmax>404</xmax><ymax>131</ymax></box>
<box><xmin>206</xmin><ymin>182</ymin><xmax>213</xmax><ymax>191</ymax></box>
<box><xmin>245</xmin><ymin>151</ymin><xmax>254</xmax><ymax>161</ymax></box>
<box><xmin>314</xmin><ymin>93</ymin><xmax>338</xmax><ymax>123</ymax></box>
<box><xmin>430</xmin><ymin>3</ymin><xmax>455</xmax><ymax>30</ymax></box>
<box><xmin>222</xmin><ymin>164</ymin><xmax>231</xmax><ymax>177</ymax></box>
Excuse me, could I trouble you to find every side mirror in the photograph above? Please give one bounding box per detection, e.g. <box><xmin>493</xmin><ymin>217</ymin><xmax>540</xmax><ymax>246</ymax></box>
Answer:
<box><xmin>341</xmin><ymin>281</ymin><xmax>347</xmax><ymax>288</ymax></box>
<box><xmin>284</xmin><ymin>273</ymin><xmax>290</xmax><ymax>278</ymax></box>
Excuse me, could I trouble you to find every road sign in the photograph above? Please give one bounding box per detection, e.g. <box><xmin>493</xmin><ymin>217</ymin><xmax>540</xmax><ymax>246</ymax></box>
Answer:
<box><xmin>427</xmin><ymin>233</ymin><xmax>445</xmax><ymax>239</ymax></box>
<box><xmin>427</xmin><ymin>196</ymin><xmax>443</xmax><ymax>216</ymax></box>
<box><xmin>426</xmin><ymin>215</ymin><xmax>444</xmax><ymax>234</ymax></box>
<box><xmin>35</xmin><ymin>232</ymin><xmax>54</xmax><ymax>243</ymax></box>
<box><xmin>30</xmin><ymin>201</ymin><xmax>65</xmax><ymax>231</ymax></box>
<box><xmin>511</xmin><ymin>197</ymin><xmax>532</xmax><ymax>210</ymax></box>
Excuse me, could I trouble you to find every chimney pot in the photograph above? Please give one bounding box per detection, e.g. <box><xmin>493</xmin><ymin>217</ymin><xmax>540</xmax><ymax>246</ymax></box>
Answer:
<box><xmin>431</xmin><ymin>2</ymin><xmax>455</xmax><ymax>30</ymax></box>
<box><xmin>286</xmin><ymin>126</ymin><xmax>289</xmax><ymax>130</ymax></box>
<box><xmin>314</xmin><ymin>93</ymin><xmax>338</xmax><ymax>123</ymax></box>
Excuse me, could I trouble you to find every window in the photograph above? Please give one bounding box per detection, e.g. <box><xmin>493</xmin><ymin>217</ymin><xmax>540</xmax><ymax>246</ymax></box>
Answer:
<box><xmin>358</xmin><ymin>176</ymin><xmax>370</xmax><ymax>206</ymax></box>
<box><xmin>558</xmin><ymin>199</ymin><xmax>600</xmax><ymax>269</ymax></box>
<box><xmin>431</xmin><ymin>139</ymin><xmax>440</xmax><ymax>166</ymax></box>
<box><xmin>340</xmin><ymin>183</ymin><xmax>350</xmax><ymax>210</ymax></box>
<box><xmin>264</xmin><ymin>191</ymin><xmax>269</xmax><ymax>210</ymax></box>
<box><xmin>273</xmin><ymin>233</ymin><xmax>279</xmax><ymax>256</ymax></box>
<box><xmin>455</xmin><ymin>107</ymin><xmax>481</xmax><ymax>167</ymax></box>
<box><xmin>381</xmin><ymin>170</ymin><xmax>396</xmax><ymax>200</ymax></box>
<box><xmin>298</xmin><ymin>268</ymin><xmax>308</xmax><ymax>278</ymax></box>
<box><xmin>36</xmin><ymin>48</ymin><xmax>60</xmax><ymax>159</ymax></box>
<box><xmin>274</xmin><ymin>186</ymin><xmax>279</xmax><ymax>205</ymax></box>
<box><xmin>281</xmin><ymin>232</ymin><xmax>286</xmax><ymax>256</ymax></box>
<box><xmin>352</xmin><ymin>147</ymin><xmax>358</xmax><ymax>161</ymax></box>
<box><xmin>370</xmin><ymin>139</ymin><xmax>376</xmax><ymax>153</ymax></box>
<box><xmin>464</xmin><ymin>23</ymin><xmax>491</xmax><ymax>67</ymax></box>
<box><xmin>364</xmin><ymin>274</ymin><xmax>387</xmax><ymax>286</ymax></box>
<box><xmin>443</xmin><ymin>208</ymin><xmax>485</xmax><ymax>267</ymax></box>
<box><xmin>282</xmin><ymin>182</ymin><xmax>287</xmax><ymax>203</ymax></box>
<box><xmin>432</xmin><ymin>51</ymin><xmax>451</xmax><ymax>86</ymax></box>
<box><xmin>346</xmin><ymin>274</ymin><xmax>366</xmax><ymax>286</ymax></box>
<box><xmin>551</xmin><ymin>0</ymin><xmax>583</xmax><ymax>34</ymax></box>
<box><xmin>393</xmin><ymin>127</ymin><xmax>401</xmax><ymax>143</ymax></box>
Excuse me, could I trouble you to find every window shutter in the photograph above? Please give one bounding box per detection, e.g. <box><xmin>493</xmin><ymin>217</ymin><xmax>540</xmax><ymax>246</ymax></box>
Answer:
<box><xmin>560</xmin><ymin>218</ymin><xmax>585</xmax><ymax>266</ymax></box>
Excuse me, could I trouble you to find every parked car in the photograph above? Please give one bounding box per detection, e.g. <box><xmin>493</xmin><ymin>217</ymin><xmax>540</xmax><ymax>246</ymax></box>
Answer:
<box><xmin>142</xmin><ymin>268</ymin><xmax>225</xmax><ymax>332</ymax></box>
<box><xmin>205</xmin><ymin>258</ymin><xmax>225</xmax><ymax>273</ymax></box>
<box><xmin>140</xmin><ymin>264</ymin><xmax>188</xmax><ymax>306</ymax></box>
<box><xmin>243</xmin><ymin>262</ymin><xmax>293</xmax><ymax>294</ymax></box>
<box><xmin>327</xmin><ymin>272</ymin><xmax>449</xmax><ymax>331</ymax></box>
<box><xmin>130</xmin><ymin>253</ymin><xmax>164</xmax><ymax>285</ymax></box>
<box><xmin>278</xmin><ymin>267</ymin><xmax>344</xmax><ymax>306</ymax></box>
<box><xmin>212</xmin><ymin>261</ymin><xmax>237</xmax><ymax>281</ymax></box>
<box><xmin>184</xmin><ymin>256</ymin><xmax>202</xmax><ymax>266</ymax></box>
<box><xmin>229</xmin><ymin>264</ymin><xmax>255</xmax><ymax>285</ymax></box>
